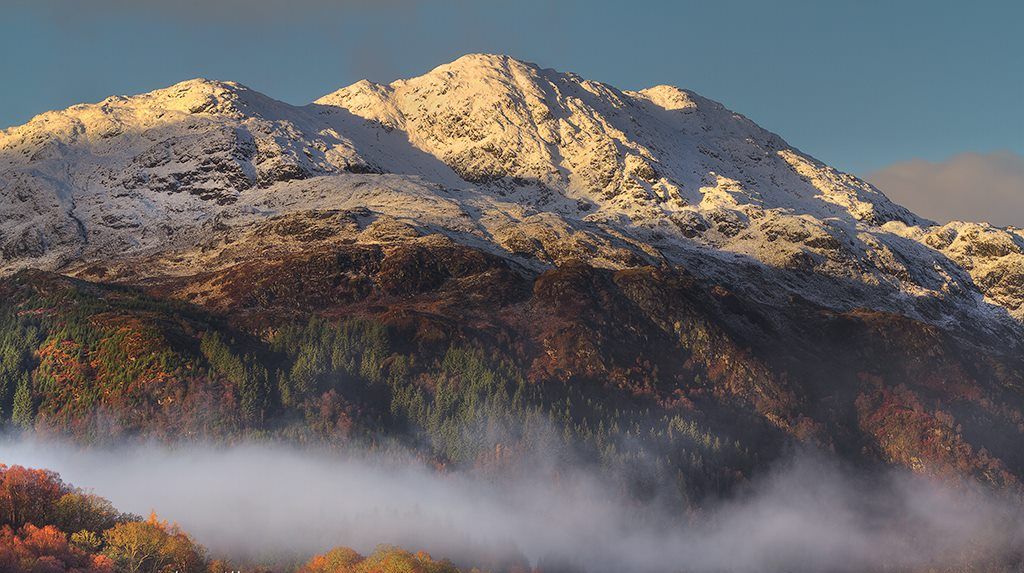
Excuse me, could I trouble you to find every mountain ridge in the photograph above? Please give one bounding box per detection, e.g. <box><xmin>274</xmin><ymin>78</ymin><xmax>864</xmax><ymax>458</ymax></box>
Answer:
<box><xmin>2</xmin><ymin>54</ymin><xmax>1024</xmax><ymax>335</ymax></box>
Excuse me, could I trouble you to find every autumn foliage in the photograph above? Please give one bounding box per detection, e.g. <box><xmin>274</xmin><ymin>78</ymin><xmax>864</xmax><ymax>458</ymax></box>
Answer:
<box><xmin>0</xmin><ymin>465</ymin><xmax>64</xmax><ymax>529</ymax></box>
<box><xmin>101</xmin><ymin>514</ymin><xmax>206</xmax><ymax>573</ymax></box>
<box><xmin>0</xmin><ymin>463</ymin><xmax>488</xmax><ymax>573</ymax></box>
<box><xmin>0</xmin><ymin>524</ymin><xmax>114</xmax><ymax>573</ymax></box>
<box><xmin>0</xmin><ymin>464</ymin><xmax>209</xmax><ymax>573</ymax></box>
<box><xmin>0</xmin><ymin>464</ymin><xmax>123</xmax><ymax>535</ymax></box>
<box><xmin>0</xmin><ymin>464</ymin><xmax>120</xmax><ymax>572</ymax></box>
<box><xmin>299</xmin><ymin>545</ymin><xmax>460</xmax><ymax>573</ymax></box>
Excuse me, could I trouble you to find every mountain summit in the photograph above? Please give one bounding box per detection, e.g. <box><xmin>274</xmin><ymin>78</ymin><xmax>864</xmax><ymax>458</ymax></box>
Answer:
<box><xmin>2</xmin><ymin>54</ymin><xmax>1023</xmax><ymax>331</ymax></box>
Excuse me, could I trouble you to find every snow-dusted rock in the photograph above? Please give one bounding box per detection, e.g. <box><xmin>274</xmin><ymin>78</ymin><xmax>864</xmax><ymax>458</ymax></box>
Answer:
<box><xmin>2</xmin><ymin>54</ymin><xmax>1022</xmax><ymax>335</ymax></box>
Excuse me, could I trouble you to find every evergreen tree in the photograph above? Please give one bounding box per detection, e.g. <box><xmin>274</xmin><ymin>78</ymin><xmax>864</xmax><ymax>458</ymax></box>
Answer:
<box><xmin>238</xmin><ymin>356</ymin><xmax>271</xmax><ymax>426</ymax></box>
<box><xmin>11</xmin><ymin>374</ymin><xmax>34</xmax><ymax>429</ymax></box>
<box><xmin>0</xmin><ymin>371</ymin><xmax>12</xmax><ymax>421</ymax></box>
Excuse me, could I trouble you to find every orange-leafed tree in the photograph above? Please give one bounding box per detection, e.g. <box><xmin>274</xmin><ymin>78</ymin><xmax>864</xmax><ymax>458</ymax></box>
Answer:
<box><xmin>0</xmin><ymin>523</ymin><xmax>114</xmax><ymax>573</ymax></box>
<box><xmin>299</xmin><ymin>545</ymin><xmax>462</xmax><ymax>573</ymax></box>
<box><xmin>102</xmin><ymin>513</ymin><xmax>206</xmax><ymax>573</ymax></box>
<box><xmin>0</xmin><ymin>464</ymin><xmax>65</xmax><ymax>529</ymax></box>
<box><xmin>300</xmin><ymin>546</ymin><xmax>363</xmax><ymax>573</ymax></box>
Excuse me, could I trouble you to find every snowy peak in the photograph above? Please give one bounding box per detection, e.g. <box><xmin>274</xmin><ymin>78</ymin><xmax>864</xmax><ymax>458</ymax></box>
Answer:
<box><xmin>636</xmin><ymin>85</ymin><xmax>700</xmax><ymax>111</ymax></box>
<box><xmin>4</xmin><ymin>54</ymin><xmax>1024</xmax><ymax>333</ymax></box>
<box><xmin>323</xmin><ymin>53</ymin><xmax>652</xmax><ymax>197</ymax></box>
<box><xmin>1</xmin><ymin>53</ymin><xmax>914</xmax><ymax>230</ymax></box>
<box><xmin>320</xmin><ymin>54</ymin><xmax>917</xmax><ymax>227</ymax></box>
<box><xmin>1</xmin><ymin>79</ymin><xmax>263</xmax><ymax>152</ymax></box>
<box><xmin>140</xmin><ymin>78</ymin><xmax>276</xmax><ymax>117</ymax></box>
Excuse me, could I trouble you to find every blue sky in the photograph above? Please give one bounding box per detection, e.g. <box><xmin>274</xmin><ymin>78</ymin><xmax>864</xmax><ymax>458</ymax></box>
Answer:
<box><xmin>2</xmin><ymin>0</ymin><xmax>1021</xmax><ymax>176</ymax></box>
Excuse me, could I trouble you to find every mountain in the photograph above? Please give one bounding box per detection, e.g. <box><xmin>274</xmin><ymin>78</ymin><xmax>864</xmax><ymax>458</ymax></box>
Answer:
<box><xmin>6</xmin><ymin>54</ymin><xmax>1024</xmax><ymax>329</ymax></box>
<box><xmin>3</xmin><ymin>54</ymin><xmax>1024</xmax><ymax>495</ymax></box>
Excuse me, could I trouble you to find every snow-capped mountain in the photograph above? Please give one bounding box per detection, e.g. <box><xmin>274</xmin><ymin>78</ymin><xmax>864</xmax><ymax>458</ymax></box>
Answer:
<box><xmin>3</xmin><ymin>54</ymin><xmax>1024</xmax><ymax>335</ymax></box>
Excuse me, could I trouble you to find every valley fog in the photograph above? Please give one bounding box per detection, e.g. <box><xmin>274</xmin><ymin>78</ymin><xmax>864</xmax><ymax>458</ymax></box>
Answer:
<box><xmin>2</xmin><ymin>436</ymin><xmax>1022</xmax><ymax>573</ymax></box>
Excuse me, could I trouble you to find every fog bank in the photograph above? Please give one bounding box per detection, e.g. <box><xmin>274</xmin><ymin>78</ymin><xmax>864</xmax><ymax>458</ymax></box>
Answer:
<box><xmin>2</xmin><ymin>437</ymin><xmax>1022</xmax><ymax>572</ymax></box>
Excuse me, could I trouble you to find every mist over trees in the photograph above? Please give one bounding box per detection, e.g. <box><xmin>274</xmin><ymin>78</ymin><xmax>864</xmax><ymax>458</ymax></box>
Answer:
<box><xmin>0</xmin><ymin>462</ymin><xmax>150</xmax><ymax>573</ymax></box>
<box><xmin>0</xmin><ymin>279</ymin><xmax>751</xmax><ymax>508</ymax></box>
<box><xmin>0</xmin><ymin>461</ymin><xmax>522</xmax><ymax>573</ymax></box>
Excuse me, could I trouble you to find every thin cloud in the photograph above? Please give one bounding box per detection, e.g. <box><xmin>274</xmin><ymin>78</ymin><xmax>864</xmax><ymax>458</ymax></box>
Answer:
<box><xmin>866</xmin><ymin>151</ymin><xmax>1024</xmax><ymax>227</ymax></box>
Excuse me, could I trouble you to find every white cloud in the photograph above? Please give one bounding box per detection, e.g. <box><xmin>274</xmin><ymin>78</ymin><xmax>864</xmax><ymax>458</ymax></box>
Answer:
<box><xmin>866</xmin><ymin>151</ymin><xmax>1024</xmax><ymax>227</ymax></box>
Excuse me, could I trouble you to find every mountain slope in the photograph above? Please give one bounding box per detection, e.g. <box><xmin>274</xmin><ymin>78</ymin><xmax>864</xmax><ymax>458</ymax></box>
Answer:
<box><xmin>4</xmin><ymin>55</ymin><xmax>1024</xmax><ymax>494</ymax></box>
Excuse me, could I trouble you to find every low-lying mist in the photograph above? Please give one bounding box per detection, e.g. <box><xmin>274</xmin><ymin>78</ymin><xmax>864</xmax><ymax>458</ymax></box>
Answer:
<box><xmin>2</xmin><ymin>436</ymin><xmax>1022</xmax><ymax>573</ymax></box>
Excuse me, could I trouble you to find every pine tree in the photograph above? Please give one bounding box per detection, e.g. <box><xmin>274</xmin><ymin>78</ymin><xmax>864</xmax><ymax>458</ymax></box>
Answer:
<box><xmin>11</xmin><ymin>374</ymin><xmax>34</xmax><ymax>429</ymax></box>
<box><xmin>276</xmin><ymin>369</ymin><xmax>292</xmax><ymax>408</ymax></box>
<box><xmin>238</xmin><ymin>357</ymin><xmax>271</xmax><ymax>426</ymax></box>
<box><xmin>0</xmin><ymin>371</ymin><xmax>12</xmax><ymax>421</ymax></box>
